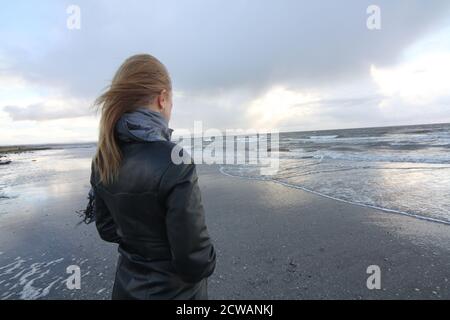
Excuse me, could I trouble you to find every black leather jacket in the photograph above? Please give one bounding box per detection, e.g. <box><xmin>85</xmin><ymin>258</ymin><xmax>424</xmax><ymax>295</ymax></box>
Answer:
<box><xmin>90</xmin><ymin>140</ymin><xmax>216</xmax><ymax>299</ymax></box>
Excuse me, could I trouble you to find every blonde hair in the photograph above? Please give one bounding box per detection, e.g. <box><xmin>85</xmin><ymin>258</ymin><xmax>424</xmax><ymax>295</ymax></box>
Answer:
<box><xmin>93</xmin><ymin>54</ymin><xmax>172</xmax><ymax>184</ymax></box>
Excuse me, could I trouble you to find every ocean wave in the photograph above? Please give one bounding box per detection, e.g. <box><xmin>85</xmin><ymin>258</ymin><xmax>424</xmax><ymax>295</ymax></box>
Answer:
<box><xmin>219</xmin><ymin>166</ymin><xmax>450</xmax><ymax>226</ymax></box>
<box><xmin>283</xmin><ymin>131</ymin><xmax>450</xmax><ymax>147</ymax></box>
<box><xmin>308</xmin><ymin>135</ymin><xmax>338</xmax><ymax>140</ymax></box>
<box><xmin>312</xmin><ymin>151</ymin><xmax>450</xmax><ymax>164</ymax></box>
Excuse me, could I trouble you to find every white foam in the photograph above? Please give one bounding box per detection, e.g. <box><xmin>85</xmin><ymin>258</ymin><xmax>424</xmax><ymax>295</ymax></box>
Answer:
<box><xmin>308</xmin><ymin>135</ymin><xmax>338</xmax><ymax>140</ymax></box>
<box><xmin>0</xmin><ymin>257</ymin><xmax>65</xmax><ymax>300</ymax></box>
<box><xmin>312</xmin><ymin>150</ymin><xmax>450</xmax><ymax>164</ymax></box>
<box><xmin>219</xmin><ymin>166</ymin><xmax>450</xmax><ymax>226</ymax></box>
<box><xmin>96</xmin><ymin>288</ymin><xmax>106</xmax><ymax>294</ymax></box>
<box><xmin>0</xmin><ymin>257</ymin><xmax>26</xmax><ymax>275</ymax></box>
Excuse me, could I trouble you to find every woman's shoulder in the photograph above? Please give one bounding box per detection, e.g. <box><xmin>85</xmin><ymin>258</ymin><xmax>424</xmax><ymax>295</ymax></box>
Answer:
<box><xmin>122</xmin><ymin>140</ymin><xmax>178</xmax><ymax>159</ymax></box>
<box><xmin>122</xmin><ymin>141</ymin><xmax>196</xmax><ymax>193</ymax></box>
<box><xmin>122</xmin><ymin>140</ymin><xmax>194</xmax><ymax>173</ymax></box>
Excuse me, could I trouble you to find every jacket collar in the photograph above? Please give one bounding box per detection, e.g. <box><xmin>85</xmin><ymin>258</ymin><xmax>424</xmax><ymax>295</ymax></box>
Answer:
<box><xmin>115</xmin><ymin>108</ymin><xmax>173</xmax><ymax>143</ymax></box>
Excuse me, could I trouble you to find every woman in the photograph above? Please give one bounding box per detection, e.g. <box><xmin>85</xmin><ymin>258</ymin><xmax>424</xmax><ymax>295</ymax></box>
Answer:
<box><xmin>82</xmin><ymin>54</ymin><xmax>216</xmax><ymax>300</ymax></box>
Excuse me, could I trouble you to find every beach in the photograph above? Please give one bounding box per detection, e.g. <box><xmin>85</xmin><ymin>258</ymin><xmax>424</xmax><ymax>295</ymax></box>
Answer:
<box><xmin>3</xmin><ymin>0</ymin><xmax>450</xmax><ymax>302</ymax></box>
<box><xmin>1</xmin><ymin>153</ymin><xmax>449</xmax><ymax>299</ymax></box>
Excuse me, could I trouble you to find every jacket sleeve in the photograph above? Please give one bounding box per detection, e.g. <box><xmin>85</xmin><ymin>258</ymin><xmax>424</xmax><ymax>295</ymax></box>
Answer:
<box><xmin>160</xmin><ymin>162</ymin><xmax>216</xmax><ymax>284</ymax></box>
<box><xmin>90</xmin><ymin>163</ymin><xmax>121</xmax><ymax>244</ymax></box>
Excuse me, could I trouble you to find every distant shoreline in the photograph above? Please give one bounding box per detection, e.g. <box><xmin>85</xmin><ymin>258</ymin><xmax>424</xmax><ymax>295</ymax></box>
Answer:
<box><xmin>0</xmin><ymin>146</ymin><xmax>53</xmax><ymax>165</ymax></box>
<box><xmin>0</xmin><ymin>142</ymin><xmax>97</xmax><ymax>155</ymax></box>
<box><xmin>1</xmin><ymin>122</ymin><xmax>449</xmax><ymax>149</ymax></box>
<box><xmin>0</xmin><ymin>146</ymin><xmax>52</xmax><ymax>154</ymax></box>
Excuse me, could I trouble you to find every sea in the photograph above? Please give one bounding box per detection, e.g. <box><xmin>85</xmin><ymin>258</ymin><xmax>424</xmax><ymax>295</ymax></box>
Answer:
<box><xmin>1</xmin><ymin>123</ymin><xmax>449</xmax><ymax>224</ymax></box>
<box><xmin>220</xmin><ymin>123</ymin><xmax>450</xmax><ymax>224</ymax></box>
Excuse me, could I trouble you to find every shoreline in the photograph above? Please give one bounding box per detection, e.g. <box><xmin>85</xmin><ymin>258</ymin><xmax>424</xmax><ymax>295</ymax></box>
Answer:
<box><xmin>0</xmin><ymin>146</ymin><xmax>52</xmax><ymax>166</ymax></box>
<box><xmin>0</xmin><ymin>146</ymin><xmax>52</xmax><ymax>154</ymax></box>
<box><xmin>218</xmin><ymin>167</ymin><xmax>450</xmax><ymax>226</ymax></box>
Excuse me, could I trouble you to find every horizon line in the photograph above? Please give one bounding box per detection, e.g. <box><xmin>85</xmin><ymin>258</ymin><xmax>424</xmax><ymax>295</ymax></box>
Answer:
<box><xmin>1</xmin><ymin>121</ymin><xmax>449</xmax><ymax>148</ymax></box>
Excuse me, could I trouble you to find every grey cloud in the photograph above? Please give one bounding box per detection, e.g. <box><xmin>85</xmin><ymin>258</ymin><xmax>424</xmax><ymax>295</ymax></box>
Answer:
<box><xmin>2</xmin><ymin>0</ymin><xmax>450</xmax><ymax>133</ymax></box>
<box><xmin>3</xmin><ymin>0</ymin><xmax>450</xmax><ymax>98</ymax></box>
<box><xmin>3</xmin><ymin>103</ymin><xmax>92</xmax><ymax>121</ymax></box>
<box><xmin>290</xmin><ymin>95</ymin><xmax>382</xmax><ymax>110</ymax></box>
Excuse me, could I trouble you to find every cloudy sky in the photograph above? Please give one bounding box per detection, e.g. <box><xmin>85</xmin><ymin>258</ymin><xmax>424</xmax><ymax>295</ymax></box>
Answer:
<box><xmin>1</xmin><ymin>0</ymin><xmax>450</xmax><ymax>145</ymax></box>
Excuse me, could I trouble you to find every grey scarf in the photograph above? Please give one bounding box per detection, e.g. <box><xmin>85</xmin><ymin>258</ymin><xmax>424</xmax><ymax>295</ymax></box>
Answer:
<box><xmin>115</xmin><ymin>108</ymin><xmax>173</xmax><ymax>142</ymax></box>
<box><xmin>79</xmin><ymin>108</ymin><xmax>173</xmax><ymax>224</ymax></box>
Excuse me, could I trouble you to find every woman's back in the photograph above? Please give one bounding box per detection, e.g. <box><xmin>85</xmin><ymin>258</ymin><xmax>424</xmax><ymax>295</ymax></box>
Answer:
<box><xmin>84</xmin><ymin>54</ymin><xmax>216</xmax><ymax>299</ymax></box>
<box><xmin>91</xmin><ymin>140</ymin><xmax>216</xmax><ymax>299</ymax></box>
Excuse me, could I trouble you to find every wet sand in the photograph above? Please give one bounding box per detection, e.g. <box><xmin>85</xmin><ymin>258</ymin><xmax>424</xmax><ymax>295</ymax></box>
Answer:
<box><xmin>1</xmin><ymin>164</ymin><xmax>450</xmax><ymax>299</ymax></box>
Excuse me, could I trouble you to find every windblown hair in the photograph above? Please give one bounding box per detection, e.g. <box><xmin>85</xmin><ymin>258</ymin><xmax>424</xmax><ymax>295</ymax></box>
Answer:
<box><xmin>93</xmin><ymin>54</ymin><xmax>172</xmax><ymax>184</ymax></box>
